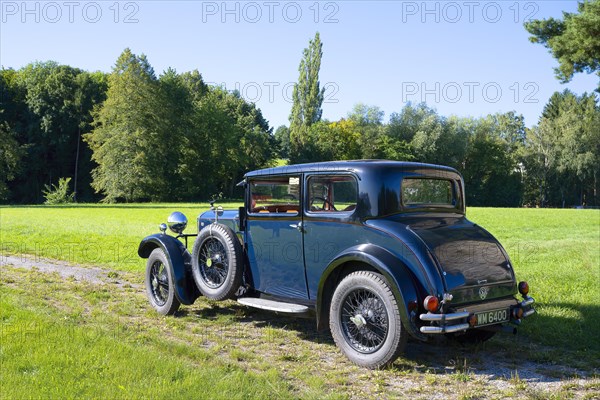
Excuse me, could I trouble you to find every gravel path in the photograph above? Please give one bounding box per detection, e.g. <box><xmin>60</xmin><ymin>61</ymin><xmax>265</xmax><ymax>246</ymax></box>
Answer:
<box><xmin>0</xmin><ymin>254</ymin><xmax>141</xmax><ymax>289</ymax></box>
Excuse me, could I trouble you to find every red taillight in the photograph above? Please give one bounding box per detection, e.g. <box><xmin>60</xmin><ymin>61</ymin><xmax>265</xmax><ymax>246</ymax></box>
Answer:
<box><xmin>518</xmin><ymin>281</ymin><xmax>529</xmax><ymax>296</ymax></box>
<box><xmin>423</xmin><ymin>295</ymin><xmax>440</xmax><ymax>312</ymax></box>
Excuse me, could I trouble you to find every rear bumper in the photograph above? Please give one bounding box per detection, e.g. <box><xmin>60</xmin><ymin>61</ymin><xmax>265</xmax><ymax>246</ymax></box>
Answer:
<box><xmin>418</xmin><ymin>296</ymin><xmax>535</xmax><ymax>334</ymax></box>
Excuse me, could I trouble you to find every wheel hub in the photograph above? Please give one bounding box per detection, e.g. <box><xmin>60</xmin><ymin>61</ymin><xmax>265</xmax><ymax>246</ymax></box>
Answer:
<box><xmin>350</xmin><ymin>314</ymin><xmax>367</xmax><ymax>328</ymax></box>
<box><xmin>206</xmin><ymin>254</ymin><xmax>221</xmax><ymax>268</ymax></box>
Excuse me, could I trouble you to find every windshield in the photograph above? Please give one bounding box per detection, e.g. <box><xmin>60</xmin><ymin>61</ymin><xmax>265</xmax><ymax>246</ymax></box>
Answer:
<box><xmin>401</xmin><ymin>178</ymin><xmax>458</xmax><ymax>208</ymax></box>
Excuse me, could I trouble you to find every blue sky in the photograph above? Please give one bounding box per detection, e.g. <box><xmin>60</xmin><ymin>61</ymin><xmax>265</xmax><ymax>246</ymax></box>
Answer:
<box><xmin>1</xmin><ymin>1</ymin><xmax>597</xmax><ymax>129</ymax></box>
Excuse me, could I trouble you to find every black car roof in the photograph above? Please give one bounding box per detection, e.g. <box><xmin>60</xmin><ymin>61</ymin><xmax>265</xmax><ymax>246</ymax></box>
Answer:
<box><xmin>244</xmin><ymin>160</ymin><xmax>460</xmax><ymax>178</ymax></box>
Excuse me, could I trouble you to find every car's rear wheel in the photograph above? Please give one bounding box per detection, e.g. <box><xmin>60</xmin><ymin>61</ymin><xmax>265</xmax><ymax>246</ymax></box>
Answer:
<box><xmin>329</xmin><ymin>271</ymin><xmax>407</xmax><ymax>369</ymax></box>
<box><xmin>191</xmin><ymin>223</ymin><xmax>243</xmax><ymax>301</ymax></box>
<box><xmin>145</xmin><ymin>248</ymin><xmax>181</xmax><ymax>315</ymax></box>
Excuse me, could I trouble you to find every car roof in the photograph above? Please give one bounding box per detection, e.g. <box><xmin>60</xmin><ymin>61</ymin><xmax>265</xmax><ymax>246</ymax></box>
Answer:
<box><xmin>244</xmin><ymin>160</ymin><xmax>460</xmax><ymax>178</ymax></box>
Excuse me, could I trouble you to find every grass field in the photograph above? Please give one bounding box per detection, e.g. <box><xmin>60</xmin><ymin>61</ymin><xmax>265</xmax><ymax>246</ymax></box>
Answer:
<box><xmin>1</xmin><ymin>204</ymin><xmax>599</xmax><ymax>398</ymax></box>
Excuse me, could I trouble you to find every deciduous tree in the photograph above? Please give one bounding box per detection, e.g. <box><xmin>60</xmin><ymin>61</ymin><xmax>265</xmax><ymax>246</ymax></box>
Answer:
<box><xmin>85</xmin><ymin>49</ymin><xmax>164</xmax><ymax>202</ymax></box>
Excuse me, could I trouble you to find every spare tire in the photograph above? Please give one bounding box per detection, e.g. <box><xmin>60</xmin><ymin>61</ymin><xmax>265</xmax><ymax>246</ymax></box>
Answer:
<box><xmin>191</xmin><ymin>223</ymin><xmax>243</xmax><ymax>300</ymax></box>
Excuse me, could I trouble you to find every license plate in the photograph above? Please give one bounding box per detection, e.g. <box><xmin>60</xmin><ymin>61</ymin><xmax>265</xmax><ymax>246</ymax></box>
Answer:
<box><xmin>476</xmin><ymin>308</ymin><xmax>510</xmax><ymax>327</ymax></box>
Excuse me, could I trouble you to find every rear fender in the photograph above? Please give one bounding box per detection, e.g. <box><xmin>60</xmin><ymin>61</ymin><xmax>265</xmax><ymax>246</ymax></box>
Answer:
<box><xmin>317</xmin><ymin>244</ymin><xmax>426</xmax><ymax>341</ymax></box>
<box><xmin>138</xmin><ymin>234</ymin><xmax>200</xmax><ymax>305</ymax></box>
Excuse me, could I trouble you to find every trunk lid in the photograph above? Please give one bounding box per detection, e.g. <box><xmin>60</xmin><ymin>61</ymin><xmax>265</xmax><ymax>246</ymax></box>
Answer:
<box><xmin>404</xmin><ymin>215</ymin><xmax>516</xmax><ymax>303</ymax></box>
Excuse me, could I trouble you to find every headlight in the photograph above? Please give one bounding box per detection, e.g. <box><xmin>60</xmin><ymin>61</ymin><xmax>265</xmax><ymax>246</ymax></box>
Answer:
<box><xmin>167</xmin><ymin>212</ymin><xmax>188</xmax><ymax>234</ymax></box>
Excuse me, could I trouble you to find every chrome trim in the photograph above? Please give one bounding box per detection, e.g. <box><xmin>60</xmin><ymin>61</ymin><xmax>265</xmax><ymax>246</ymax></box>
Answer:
<box><xmin>522</xmin><ymin>309</ymin><xmax>535</xmax><ymax>318</ymax></box>
<box><xmin>520</xmin><ymin>296</ymin><xmax>535</xmax><ymax>307</ymax></box>
<box><xmin>420</xmin><ymin>297</ymin><xmax>535</xmax><ymax>335</ymax></box>
<box><xmin>420</xmin><ymin>323</ymin><xmax>470</xmax><ymax>334</ymax></box>
<box><xmin>419</xmin><ymin>311</ymin><xmax>470</xmax><ymax>322</ymax></box>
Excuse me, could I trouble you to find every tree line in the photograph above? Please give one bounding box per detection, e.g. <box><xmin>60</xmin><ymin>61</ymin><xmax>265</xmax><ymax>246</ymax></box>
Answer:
<box><xmin>0</xmin><ymin>49</ymin><xmax>598</xmax><ymax>207</ymax></box>
<box><xmin>1</xmin><ymin>1</ymin><xmax>598</xmax><ymax>206</ymax></box>
<box><xmin>1</xmin><ymin>50</ymin><xmax>275</xmax><ymax>203</ymax></box>
<box><xmin>281</xmin><ymin>32</ymin><xmax>599</xmax><ymax>207</ymax></box>
<box><xmin>279</xmin><ymin>97</ymin><xmax>598</xmax><ymax>207</ymax></box>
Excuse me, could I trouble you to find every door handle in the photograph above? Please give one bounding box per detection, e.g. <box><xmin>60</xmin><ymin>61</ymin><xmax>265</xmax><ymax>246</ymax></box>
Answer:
<box><xmin>289</xmin><ymin>222</ymin><xmax>304</xmax><ymax>232</ymax></box>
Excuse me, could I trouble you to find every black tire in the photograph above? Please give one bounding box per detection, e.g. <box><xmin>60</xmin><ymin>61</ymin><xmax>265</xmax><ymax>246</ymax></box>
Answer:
<box><xmin>450</xmin><ymin>329</ymin><xmax>496</xmax><ymax>344</ymax></box>
<box><xmin>191</xmin><ymin>223</ymin><xmax>243</xmax><ymax>301</ymax></box>
<box><xmin>145</xmin><ymin>248</ymin><xmax>181</xmax><ymax>315</ymax></box>
<box><xmin>329</xmin><ymin>271</ymin><xmax>407</xmax><ymax>369</ymax></box>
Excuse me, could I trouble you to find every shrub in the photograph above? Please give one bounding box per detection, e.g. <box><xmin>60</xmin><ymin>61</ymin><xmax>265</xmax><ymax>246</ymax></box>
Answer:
<box><xmin>43</xmin><ymin>177</ymin><xmax>75</xmax><ymax>204</ymax></box>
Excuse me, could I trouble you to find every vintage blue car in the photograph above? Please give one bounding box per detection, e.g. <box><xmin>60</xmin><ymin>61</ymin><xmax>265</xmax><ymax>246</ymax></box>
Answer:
<box><xmin>138</xmin><ymin>160</ymin><xmax>535</xmax><ymax>368</ymax></box>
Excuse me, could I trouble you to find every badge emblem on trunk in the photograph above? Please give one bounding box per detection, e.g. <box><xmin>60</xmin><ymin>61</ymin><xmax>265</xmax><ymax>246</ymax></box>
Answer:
<box><xmin>479</xmin><ymin>286</ymin><xmax>489</xmax><ymax>300</ymax></box>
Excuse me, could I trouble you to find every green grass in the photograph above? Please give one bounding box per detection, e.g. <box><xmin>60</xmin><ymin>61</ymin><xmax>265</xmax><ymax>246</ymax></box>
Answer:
<box><xmin>466</xmin><ymin>208</ymin><xmax>600</xmax><ymax>367</ymax></box>
<box><xmin>1</xmin><ymin>205</ymin><xmax>599</xmax><ymax>398</ymax></box>
<box><xmin>0</xmin><ymin>203</ymin><xmax>242</xmax><ymax>271</ymax></box>
<box><xmin>0</xmin><ymin>268</ymin><xmax>300</xmax><ymax>399</ymax></box>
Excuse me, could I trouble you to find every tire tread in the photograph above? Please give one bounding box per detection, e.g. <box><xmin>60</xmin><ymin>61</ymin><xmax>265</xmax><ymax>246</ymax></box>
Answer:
<box><xmin>329</xmin><ymin>270</ymin><xmax>407</xmax><ymax>369</ymax></box>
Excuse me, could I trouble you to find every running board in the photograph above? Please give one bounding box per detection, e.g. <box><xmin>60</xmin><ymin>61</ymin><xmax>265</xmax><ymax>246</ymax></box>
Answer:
<box><xmin>237</xmin><ymin>297</ymin><xmax>310</xmax><ymax>314</ymax></box>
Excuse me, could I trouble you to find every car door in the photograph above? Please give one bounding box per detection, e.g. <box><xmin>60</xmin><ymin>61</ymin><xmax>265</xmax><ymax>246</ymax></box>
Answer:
<box><xmin>245</xmin><ymin>174</ymin><xmax>309</xmax><ymax>299</ymax></box>
<box><xmin>302</xmin><ymin>173</ymin><xmax>361</xmax><ymax>299</ymax></box>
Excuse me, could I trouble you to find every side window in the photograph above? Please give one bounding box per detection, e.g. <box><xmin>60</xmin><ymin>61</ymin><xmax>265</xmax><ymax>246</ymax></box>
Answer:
<box><xmin>249</xmin><ymin>176</ymin><xmax>300</xmax><ymax>215</ymax></box>
<box><xmin>307</xmin><ymin>175</ymin><xmax>358</xmax><ymax>213</ymax></box>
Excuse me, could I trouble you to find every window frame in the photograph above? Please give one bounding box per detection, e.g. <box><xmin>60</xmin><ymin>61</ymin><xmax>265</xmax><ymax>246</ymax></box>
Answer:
<box><xmin>304</xmin><ymin>173</ymin><xmax>359</xmax><ymax>216</ymax></box>
<box><xmin>247</xmin><ymin>175</ymin><xmax>302</xmax><ymax>217</ymax></box>
<box><xmin>400</xmin><ymin>177</ymin><xmax>460</xmax><ymax>210</ymax></box>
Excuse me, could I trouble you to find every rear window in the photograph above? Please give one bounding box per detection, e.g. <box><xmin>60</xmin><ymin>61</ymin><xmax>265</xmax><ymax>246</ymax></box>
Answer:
<box><xmin>401</xmin><ymin>178</ymin><xmax>456</xmax><ymax>207</ymax></box>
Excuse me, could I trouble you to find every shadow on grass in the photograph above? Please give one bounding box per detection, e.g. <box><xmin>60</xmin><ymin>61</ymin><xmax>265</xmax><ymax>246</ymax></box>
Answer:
<box><xmin>178</xmin><ymin>300</ymin><xmax>600</xmax><ymax>378</ymax></box>
<box><xmin>521</xmin><ymin>302</ymin><xmax>600</xmax><ymax>364</ymax></box>
<box><xmin>181</xmin><ymin>302</ymin><xmax>335</xmax><ymax>344</ymax></box>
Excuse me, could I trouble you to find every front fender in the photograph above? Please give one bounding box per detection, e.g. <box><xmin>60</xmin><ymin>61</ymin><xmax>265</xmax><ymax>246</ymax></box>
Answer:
<box><xmin>317</xmin><ymin>244</ymin><xmax>426</xmax><ymax>341</ymax></box>
<box><xmin>138</xmin><ymin>234</ymin><xmax>200</xmax><ymax>305</ymax></box>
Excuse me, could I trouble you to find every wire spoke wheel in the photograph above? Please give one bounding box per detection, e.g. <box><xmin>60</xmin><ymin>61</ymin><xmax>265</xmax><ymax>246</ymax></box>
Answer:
<box><xmin>192</xmin><ymin>223</ymin><xmax>244</xmax><ymax>301</ymax></box>
<box><xmin>144</xmin><ymin>248</ymin><xmax>180</xmax><ymax>315</ymax></box>
<box><xmin>149</xmin><ymin>260</ymin><xmax>169</xmax><ymax>306</ymax></box>
<box><xmin>330</xmin><ymin>271</ymin><xmax>407</xmax><ymax>368</ymax></box>
<box><xmin>341</xmin><ymin>288</ymin><xmax>389</xmax><ymax>353</ymax></box>
<box><xmin>199</xmin><ymin>238</ymin><xmax>229</xmax><ymax>288</ymax></box>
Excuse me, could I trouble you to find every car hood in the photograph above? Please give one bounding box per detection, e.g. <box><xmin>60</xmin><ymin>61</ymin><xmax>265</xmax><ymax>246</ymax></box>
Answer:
<box><xmin>371</xmin><ymin>214</ymin><xmax>516</xmax><ymax>302</ymax></box>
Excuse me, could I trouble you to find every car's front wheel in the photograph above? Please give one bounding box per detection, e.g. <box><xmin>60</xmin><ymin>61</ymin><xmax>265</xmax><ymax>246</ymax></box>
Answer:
<box><xmin>329</xmin><ymin>271</ymin><xmax>407</xmax><ymax>369</ymax></box>
<box><xmin>145</xmin><ymin>248</ymin><xmax>181</xmax><ymax>315</ymax></box>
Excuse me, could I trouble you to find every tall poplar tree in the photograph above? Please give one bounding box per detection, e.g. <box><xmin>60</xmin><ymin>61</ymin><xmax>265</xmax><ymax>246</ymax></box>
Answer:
<box><xmin>289</xmin><ymin>32</ymin><xmax>325</xmax><ymax>162</ymax></box>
